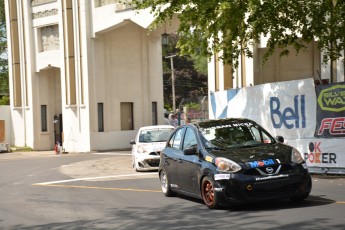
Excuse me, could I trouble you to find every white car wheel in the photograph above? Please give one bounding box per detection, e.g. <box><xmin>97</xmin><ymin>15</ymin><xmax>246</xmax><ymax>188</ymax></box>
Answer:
<box><xmin>133</xmin><ymin>158</ymin><xmax>141</xmax><ymax>172</ymax></box>
<box><xmin>159</xmin><ymin>169</ymin><xmax>175</xmax><ymax>197</ymax></box>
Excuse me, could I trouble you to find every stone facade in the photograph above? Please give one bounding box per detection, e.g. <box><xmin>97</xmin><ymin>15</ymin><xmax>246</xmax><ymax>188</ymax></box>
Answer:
<box><xmin>5</xmin><ymin>1</ymin><xmax>173</xmax><ymax>152</ymax></box>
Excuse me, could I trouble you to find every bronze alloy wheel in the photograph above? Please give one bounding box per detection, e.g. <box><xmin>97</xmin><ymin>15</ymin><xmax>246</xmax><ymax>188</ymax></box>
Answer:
<box><xmin>201</xmin><ymin>176</ymin><xmax>219</xmax><ymax>209</ymax></box>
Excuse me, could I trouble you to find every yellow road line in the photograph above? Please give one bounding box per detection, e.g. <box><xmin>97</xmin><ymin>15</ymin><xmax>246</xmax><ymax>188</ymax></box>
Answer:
<box><xmin>309</xmin><ymin>198</ymin><xmax>345</xmax><ymax>205</ymax></box>
<box><xmin>32</xmin><ymin>183</ymin><xmax>161</xmax><ymax>193</ymax></box>
<box><xmin>32</xmin><ymin>184</ymin><xmax>345</xmax><ymax>204</ymax></box>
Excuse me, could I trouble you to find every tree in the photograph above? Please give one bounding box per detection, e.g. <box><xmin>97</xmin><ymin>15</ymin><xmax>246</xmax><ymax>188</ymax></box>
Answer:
<box><xmin>0</xmin><ymin>0</ymin><xmax>9</xmax><ymax>105</ymax></box>
<box><xmin>132</xmin><ymin>0</ymin><xmax>345</xmax><ymax>82</ymax></box>
<box><xmin>0</xmin><ymin>0</ymin><xmax>7</xmax><ymax>72</ymax></box>
<box><xmin>162</xmin><ymin>33</ymin><xmax>208</xmax><ymax>111</ymax></box>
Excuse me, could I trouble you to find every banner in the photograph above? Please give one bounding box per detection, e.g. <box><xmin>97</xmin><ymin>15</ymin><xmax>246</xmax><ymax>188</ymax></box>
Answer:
<box><xmin>210</xmin><ymin>78</ymin><xmax>317</xmax><ymax>139</ymax></box>
<box><xmin>286</xmin><ymin>138</ymin><xmax>345</xmax><ymax>169</ymax></box>
<box><xmin>314</xmin><ymin>82</ymin><xmax>345</xmax><ymax>138</ymax></box>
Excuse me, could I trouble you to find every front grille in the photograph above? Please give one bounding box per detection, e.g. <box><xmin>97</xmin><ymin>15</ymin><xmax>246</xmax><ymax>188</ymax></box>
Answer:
<box><xmin>244</xmin><ymin>164</ymin><xmax>294</xmax><ymax>176</ymax></box>
<box><xmin>224</xmin><ymin>181</ymin><xmax>299</xmax><ymax>200</ymax></box>
<box><xmin>244</xmin><ymin>183</ymin><xmax>299</xmax><ymax>199</ymax></box>
<box><xmin>145</xmin><ymin>159</ymin><xmax>160</xmax><ymax>167</ymax></box>
<box><xmin>149</xmin><ymin>151</ymin><xmax>160</xmax><ymax>156</ymax></box>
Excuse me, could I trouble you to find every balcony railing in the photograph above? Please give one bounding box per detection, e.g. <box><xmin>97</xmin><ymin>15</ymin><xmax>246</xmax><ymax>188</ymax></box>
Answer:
<box><xmin>95</xmin><ymin>0</ymin><xmax>133</xmax><ymax>11</ymax></box>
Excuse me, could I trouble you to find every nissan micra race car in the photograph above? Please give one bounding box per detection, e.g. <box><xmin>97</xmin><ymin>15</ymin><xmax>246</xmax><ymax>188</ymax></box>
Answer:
<box><xmin>159</xmin><ymin>118</ymin><xmax>312</xmax><ymax>209</ymax></box>
<box><xmin>130</xmin><ymin>125</ymin><xmax>174</xmax><ymax>171</ymax></box>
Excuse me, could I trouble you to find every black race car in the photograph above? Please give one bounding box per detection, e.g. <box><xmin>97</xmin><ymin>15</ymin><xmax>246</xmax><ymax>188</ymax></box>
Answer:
<box><xmin>159</xmin><ymin>118</ymin><xmax>312</xmax><ymax>209</ymax></box>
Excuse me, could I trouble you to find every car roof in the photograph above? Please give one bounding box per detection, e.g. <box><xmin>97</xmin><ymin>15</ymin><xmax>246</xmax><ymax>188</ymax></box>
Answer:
<box><xmin>138</xmin><ymin>125</ymin><xmax>175</xmax><ymax>131</ymax></box>
<box><xmin>191</xmin><ymin>118</ymin><xmax>256</xmax><ymax>128</ymax></box>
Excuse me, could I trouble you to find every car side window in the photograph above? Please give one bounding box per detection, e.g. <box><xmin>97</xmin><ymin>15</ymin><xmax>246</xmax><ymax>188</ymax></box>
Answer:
<box><xmin>183</xmin><ymin>128</ymin><xmax>197</xmax><ymax>150</ymax></box>
<box><xmin>250</xmin><ymin>126</ymin><xmax>272</xmax><ymax>144</ymax></box>
<box><xmin>168</xmin><ymin>128</ymin><xmax>184</xmax><ymax>149</ymax></box>
<box><xmin>249</xmin><ymin>127</ymin><xmax>261</xmax><ymax>142</ymax></box>
<box><xmin>167</xmin><ymin>134</ymin><xmax>174</xmax><ymax>148</ymax></box>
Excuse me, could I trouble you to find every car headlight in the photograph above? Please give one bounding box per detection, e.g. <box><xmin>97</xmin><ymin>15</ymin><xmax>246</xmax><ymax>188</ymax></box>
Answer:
<box><xmin>291</xmin><ymin>148</ymin><xmax>304</xmax><ymax>164</ymax></box>
<box><xmin>215</xmin><ymin>157</ymin><xmax>241</xmax><ymax>173</ymax></box>
<box><xmin>137</xmin><ymin>145</ymin><xmax>147</xmax><ymax>153</ymax></box>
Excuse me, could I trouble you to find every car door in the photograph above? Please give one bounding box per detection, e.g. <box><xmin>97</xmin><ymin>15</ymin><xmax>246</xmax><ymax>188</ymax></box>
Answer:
<box><xmin>162</xmin><ymin>127</ymin><xmax>185</xmax><ymax>189</ymax></box>
<box><xmin>177</xmin><ymin>127</ymin><xmax>201</xmax><ymax>195</ymax></box>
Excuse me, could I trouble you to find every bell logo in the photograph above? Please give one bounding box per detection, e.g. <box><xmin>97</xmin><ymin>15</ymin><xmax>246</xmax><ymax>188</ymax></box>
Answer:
<box><xmin>270</xmin><ymin>95</ymin><xmax>306</xmax><ymax>129</ymax></box>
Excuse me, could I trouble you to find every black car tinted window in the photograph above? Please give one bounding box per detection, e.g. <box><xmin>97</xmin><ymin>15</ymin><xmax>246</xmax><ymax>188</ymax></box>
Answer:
<box><xmin>183</xmin><ymin>128</ymin><xmax>197</xmax><ymax>150</ymax></box>
<box><xmin>249</xmin><ymin>126</ymin><xmax>272</xmax><ymax>144</ymax></box>
<box><xmin>199</xmin><ymin>120</ymin><xmax>275</xmax><ymax>148</ymax></box>
<box><xmin>170</xmin><ymin>128</ymin><xmax>184</xmax><ymax>150</ymax></box>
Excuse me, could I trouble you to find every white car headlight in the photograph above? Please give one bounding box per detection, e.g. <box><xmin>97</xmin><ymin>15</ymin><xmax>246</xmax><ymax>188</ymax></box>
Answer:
<box><xmin>137</xmin><ymin>145</ymin><xmax>147</xmax><ymax>153</ymax></box>
<box><xmin>215</xmin><ymin>157</ymin><xmax>241</xmax><ymax>173</ymax></box>
<box><xmin>291</xmin><ymin>148</ymin><xmax>304</xmax><ymax>164</ymax></box>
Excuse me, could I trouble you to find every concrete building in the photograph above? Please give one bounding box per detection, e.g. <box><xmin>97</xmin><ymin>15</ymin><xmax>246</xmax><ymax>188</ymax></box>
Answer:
<box><xmin>208</xmin><ymin>38</ymin><xmax>344</xmax><ymax>92</ymax></box>
<box><xmin>5</xmin><ymin>0</ymin><xmax>177</xmax><ymax>152</ymax></box>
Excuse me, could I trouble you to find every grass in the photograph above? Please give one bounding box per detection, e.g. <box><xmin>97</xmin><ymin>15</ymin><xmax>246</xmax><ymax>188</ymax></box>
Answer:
<box><xmin>10</xmin><ymin>146</ymin><xmax>33</xmax><ymax>152</ymax></box>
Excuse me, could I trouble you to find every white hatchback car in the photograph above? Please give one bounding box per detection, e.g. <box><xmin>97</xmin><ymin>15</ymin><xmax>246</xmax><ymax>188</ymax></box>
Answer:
<box><xmin>130</xmin><ymin>125</ymin><xmax>174</xmax><ymax>172</ymax></box>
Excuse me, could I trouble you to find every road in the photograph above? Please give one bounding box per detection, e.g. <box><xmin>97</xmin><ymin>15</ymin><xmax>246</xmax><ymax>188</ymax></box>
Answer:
<box><xmin>0</xmin><ymin>150</ymin><xmax>344</xmax><ymax>229</ymax></box>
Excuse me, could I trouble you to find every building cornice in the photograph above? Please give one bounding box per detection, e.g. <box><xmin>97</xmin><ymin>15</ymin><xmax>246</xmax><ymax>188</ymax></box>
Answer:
<box><xmin>32</xmin><ymin>9</ymin><xmax>58</xmax><ymax>19</ymax></box>
<box><xmin>31</xmin><ymin>0</ymin><xmax>57</xmax><ymax>7</ymax></box>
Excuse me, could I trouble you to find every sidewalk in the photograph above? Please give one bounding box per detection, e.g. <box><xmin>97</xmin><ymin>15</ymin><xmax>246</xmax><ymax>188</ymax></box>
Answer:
<box><xmin>0</xmin><ymin>150</ymin><xmax>59</xmax><ymax>158</ymax></box>
<box><xmin>0</xmin><ymin>150</ymin><xmax>157</xmax><ymax>181</ymax></box>
<box><xmin>0</xmin><ymin>149</ymin><xmax>125</xmax><ymax>158</ymax></box>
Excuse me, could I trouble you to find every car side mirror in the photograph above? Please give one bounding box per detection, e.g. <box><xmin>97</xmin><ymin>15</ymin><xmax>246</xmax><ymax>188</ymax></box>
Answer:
<box><xmin>276</xmin><ymin>136</ymin><xmax>284</xmax><ymax>143</ymax></box>
<box><xmin>183</xmin><ymin>146</ymin><xmax>198</xmax><ymax>155</ymax></box>
<box><xmin>130</xmin><ymin>140</ymin><xmax>136</xmax><ymax>145</ymax></box>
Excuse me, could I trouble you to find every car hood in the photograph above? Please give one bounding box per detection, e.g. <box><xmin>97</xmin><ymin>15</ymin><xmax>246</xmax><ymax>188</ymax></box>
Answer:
<box><xmin>209</xmin><ymin>143</ymin><xmax>293</xmax><ymax>166</ymax></box>
<box><xmin>139</xmin><ymin>142</ymin><xmax>166</xmax><ymax>152</ymax></box>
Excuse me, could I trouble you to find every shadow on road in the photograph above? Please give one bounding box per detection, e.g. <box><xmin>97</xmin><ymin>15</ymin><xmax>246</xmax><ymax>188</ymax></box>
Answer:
<box><xmin>4</xmin><ymin>195</ymin><xmax>339</xmax><ymax>230</ymax></box>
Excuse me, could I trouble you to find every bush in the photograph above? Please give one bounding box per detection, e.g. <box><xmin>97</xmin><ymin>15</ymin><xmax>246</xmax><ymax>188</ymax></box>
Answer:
<box><xmin>0</xmin><ymin>95</ymin><xmax>10</xmax><ymax>105</ymax></box>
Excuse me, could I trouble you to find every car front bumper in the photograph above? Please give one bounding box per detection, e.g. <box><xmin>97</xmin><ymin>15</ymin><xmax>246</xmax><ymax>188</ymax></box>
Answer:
<box><xmin>214</xmin><ymin>171</ymin><xmax>312</xmax><ymax>206</ymax></box>
<box><xmin>134</xmin><ymin>154</ymin><xmax>160</xmax><ymax>171</ymax></box>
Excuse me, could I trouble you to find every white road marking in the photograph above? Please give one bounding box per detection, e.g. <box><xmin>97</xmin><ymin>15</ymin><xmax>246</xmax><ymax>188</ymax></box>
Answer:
<box><xmin>93</xmin><ymin>152</ymin><xmax>131</xmax><ymax>156</ymax></box>
<box><xmin>34</xmin><ymin>172</ymin><xmax>157</xmax><ymax>185</ymax></box>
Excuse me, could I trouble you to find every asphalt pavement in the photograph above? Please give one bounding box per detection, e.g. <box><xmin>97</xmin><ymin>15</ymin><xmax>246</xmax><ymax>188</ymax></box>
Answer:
<box><xmin>1</xmin><ymin>150</ymin><xmax>344</xmax><ymax>181</ymax></box>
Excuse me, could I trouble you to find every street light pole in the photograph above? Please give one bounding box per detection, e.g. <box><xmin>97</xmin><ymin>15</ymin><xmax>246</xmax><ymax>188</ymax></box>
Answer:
<box><xmin>165</xmin><ymin>54</ymin><xmax>177</xmax><ymax>112</ymax></box>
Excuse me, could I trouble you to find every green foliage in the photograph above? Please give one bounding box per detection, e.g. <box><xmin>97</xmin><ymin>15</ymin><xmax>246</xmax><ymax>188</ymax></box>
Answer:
<box><xmin>0</xmin><ymin>95</ymin><xmax>9</xmax><ymax>105</ymax></box>
<box><xmin>0</xmin><ymin>0</ymin><xmax>7</xmax><ymax>67</ymax></box>
<box><xmin>184</xmin><ymin>102</ymin><xmax>201</xmax><ymax>110</ymax></box>
<box><xmin>0</xmin><ymin>72</ymin><xmax>8</xmax><ymax>92</ymax></box>
<box><xmin>131</xmin><ymin>0</ymin><xmax>345</xmax><ymax>68</ymax></box>
<box><xmin>190</xmin><ymin>53</ymin><xmax>208</xmax><ymax>76</ymax></box>
<box><xmin>162</xmin><ymin>33</ymin><xmax>208</xmax><ymax>109</ymax></box>
<box><xmin>11</xmin><ymin>146</ymin><xmax>33</xmax><ymax>152</ymax></box>
<box><xmin>0</xmin><ymin>0</ymin><xmax>8</xmax><ymax>99</ymax></box>
<box><xmin>164</xmin><ymin>103</ymin><xmax>172</xmax><ymax>112</ymax></box>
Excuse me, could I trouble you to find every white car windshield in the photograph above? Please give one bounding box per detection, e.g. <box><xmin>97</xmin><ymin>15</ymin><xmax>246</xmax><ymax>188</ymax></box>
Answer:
<box><xmin>139</xmin><ymin>128</ymin><xmax>174</xmax><ymax>143</ymax></box>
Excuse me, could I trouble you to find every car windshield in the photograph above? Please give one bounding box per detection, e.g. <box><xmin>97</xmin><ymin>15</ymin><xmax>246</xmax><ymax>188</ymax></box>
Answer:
<box><xmin>199</xmin><ymin>121</ymin><xmax>275</xmax><ymax>149</ymax></box>
<box><xmin>139</xmin><ymin>128</ymin><xmax>174</xmax><ymax>143</ymax></box>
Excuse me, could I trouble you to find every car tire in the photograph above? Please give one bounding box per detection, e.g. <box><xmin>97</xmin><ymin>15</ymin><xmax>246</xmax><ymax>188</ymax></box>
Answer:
<box><xmin>290</xmin><ymin>192</ymin><xmax>310</xmax><ymax>202</ymax></box>
<box><xmin>290</xmin><ymin>178</ymin><xmax>312</xmax><ymax>202</ymax></box>
<box><xmin>132</xmin><ymin>158</ymin><xmax>141</xmax><ymax>172</ymax></box>
<box><xmin>159</xmin><ymin>169</ymin><xmax>175</xmax><ymax>197</ymax></box>
<box><xmin>201</xmin><ymin>176</ymin><xmax>220</xmax><ymax>209</ymax></box>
